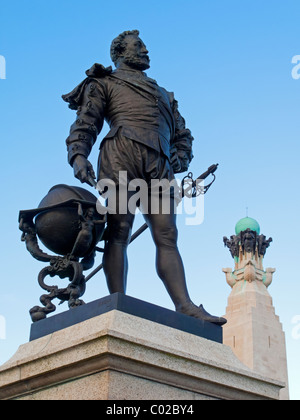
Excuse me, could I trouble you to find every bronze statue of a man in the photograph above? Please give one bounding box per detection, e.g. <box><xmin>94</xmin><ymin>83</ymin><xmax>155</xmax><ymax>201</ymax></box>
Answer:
<box><xmin>63</xmin><ymin>30</ymin><xmax>226</xmax><ymax>325</ymax></box>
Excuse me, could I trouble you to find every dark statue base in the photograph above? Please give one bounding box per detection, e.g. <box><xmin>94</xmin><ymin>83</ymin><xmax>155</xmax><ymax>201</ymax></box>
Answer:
<box><xmin>29</xmin><ymin>293</ymin><xmax>223</xmax><ymax>344</ymax></box>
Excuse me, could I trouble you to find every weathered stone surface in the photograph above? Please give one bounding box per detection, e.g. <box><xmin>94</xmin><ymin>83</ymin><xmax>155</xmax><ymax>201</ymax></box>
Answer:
<box><xmin>0</xmin><ymin>310</ymin><xmax>283</xmax><ymax>400</ymax></box>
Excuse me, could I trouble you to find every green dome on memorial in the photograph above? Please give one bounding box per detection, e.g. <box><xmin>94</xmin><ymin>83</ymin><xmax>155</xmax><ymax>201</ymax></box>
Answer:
<box><xmin>235</xmin><ymin>217</ymin><xmax>260</xmax><ymax>235</ymax></box>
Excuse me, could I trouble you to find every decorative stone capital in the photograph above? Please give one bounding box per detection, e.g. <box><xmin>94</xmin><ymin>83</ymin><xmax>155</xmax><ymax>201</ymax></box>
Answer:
<box><xmin>222</xmin><ymin>226</ymin><xmax>275</xmax><ymax>289</ymax></box>
<box><xmin>223</xmin><ymin>229</ymin><xmax>272</xmax><ymax>260</ymax></box>
<box><xmin>223</xmin><ymin>223</ymin><xmax>275</xmax><ymax>288</ymax></box>
<box><xmin>222</xmin><ymin>264</ymin><xmax>275</xmax><ymax>289</ymax></box>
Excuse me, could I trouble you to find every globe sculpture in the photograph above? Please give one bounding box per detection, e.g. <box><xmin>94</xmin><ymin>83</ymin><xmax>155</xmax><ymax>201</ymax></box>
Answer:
<box><xmin>19</xmin><ymin>185</ymin><xmax>106</xmax><ymax>322</ymax></box>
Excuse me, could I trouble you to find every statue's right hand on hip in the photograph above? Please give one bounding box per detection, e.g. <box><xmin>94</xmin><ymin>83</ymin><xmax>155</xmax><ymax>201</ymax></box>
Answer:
<box><xmin>72</xmin><ymin>155</ymin><xmax>96</xmax><ymax>187</ymax></box>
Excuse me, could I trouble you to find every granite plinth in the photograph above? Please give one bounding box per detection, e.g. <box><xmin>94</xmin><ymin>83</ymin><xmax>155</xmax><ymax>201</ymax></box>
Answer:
<box><xmin>30</xmin><ymin>293</ymin><xmax>222</xmax><ymax>343</ymax></box>
<box><xmin>0</xmin><ymin>310</ymin><xmax>284</xmax><ymax>400</ymax></box>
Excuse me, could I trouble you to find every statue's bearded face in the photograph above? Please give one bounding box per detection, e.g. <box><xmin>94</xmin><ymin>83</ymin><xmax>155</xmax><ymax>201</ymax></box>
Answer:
<box><xmin>121</xmin><ymin>35</ymin><xmax>150</xmax><ymax>70</ymax></box>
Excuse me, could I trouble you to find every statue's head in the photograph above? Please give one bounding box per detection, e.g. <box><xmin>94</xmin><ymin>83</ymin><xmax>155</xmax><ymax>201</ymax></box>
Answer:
<box><xmin>110</xmin><ymin>30</ymin><xmax>150</xmax><ymax>70</ymax></box>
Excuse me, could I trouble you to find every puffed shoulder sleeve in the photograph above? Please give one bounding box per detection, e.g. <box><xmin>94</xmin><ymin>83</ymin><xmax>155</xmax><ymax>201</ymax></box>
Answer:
<box><xmin>170</xmin><ymin>95</ymin><xmax>194</xmax><ymax>173</ymax></box>
<box><xmin>63</xmin><ymin>77</ymin><xmax>107</xmax><ymax>166</ymax></box>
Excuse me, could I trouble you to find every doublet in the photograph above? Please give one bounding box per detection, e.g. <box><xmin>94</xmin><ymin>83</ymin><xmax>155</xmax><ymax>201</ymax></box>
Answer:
<box><xmin>63</xmin><ymin>64</ymin><xmax>194</xmax><ymax>174</ymax></box>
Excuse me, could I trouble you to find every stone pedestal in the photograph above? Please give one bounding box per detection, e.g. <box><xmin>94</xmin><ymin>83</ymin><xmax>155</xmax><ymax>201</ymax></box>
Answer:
<box><xmin>0</xmin><ymin>295</ymin><xmax>283</xmax><ymax>400</ymax></box>
<box><xmin>223</xmin><ymin>218</ymin><xmax>289</xmax><ymax>400</ymax></box>
<box><xmin>222</xmin><ymin>278</ymin><xmax>289</xmax><ymax>400</ymax></box>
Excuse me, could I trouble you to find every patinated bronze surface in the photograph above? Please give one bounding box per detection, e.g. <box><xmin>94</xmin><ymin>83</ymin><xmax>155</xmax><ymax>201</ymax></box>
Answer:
<box><xmin>19</xmin><ymin>30</ymin><xmax>226</xmax><ymax>326</ymax></box>
<box><xmin>62</xmin><ymin>30</ymin><xmax>226</xmax><ymax>326</ymax></box>
<box><xmin>19</xmin><ymin>185</ymin><xmax>105</xmax><ymax>321</ymax></box>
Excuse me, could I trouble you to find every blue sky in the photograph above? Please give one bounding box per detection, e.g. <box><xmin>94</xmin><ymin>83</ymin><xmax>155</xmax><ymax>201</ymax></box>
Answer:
<box><xmin>0</xmin><ymin>0</ymin><xmax>299</xmax><ymax>399</ymax></box>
